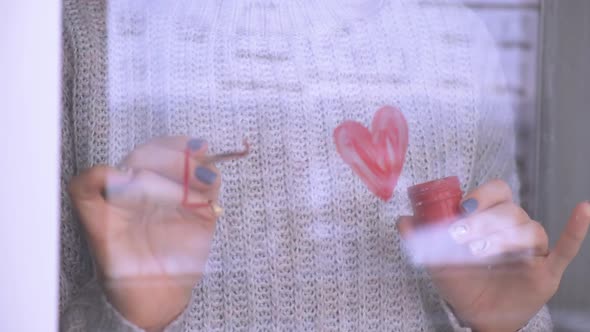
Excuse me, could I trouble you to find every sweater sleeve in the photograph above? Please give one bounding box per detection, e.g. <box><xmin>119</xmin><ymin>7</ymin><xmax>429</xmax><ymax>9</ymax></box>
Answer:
<box><xmin>442</xmin><ymin>299</ymin><xmax>553</xmax><ymax>332</ymax></box>
<box><xmin>59</xmin><ymin>9</ymin><xmax>191</xmax><ymax>332</ymax></box>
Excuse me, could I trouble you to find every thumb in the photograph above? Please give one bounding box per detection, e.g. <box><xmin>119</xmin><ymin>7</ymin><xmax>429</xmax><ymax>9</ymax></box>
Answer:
<box><xmin>68</xmin><ymin>165</ymin><xmax>129</xmax><ymax>204</ymax></box>
<box><xmin>68</xmin><ymin>165</ymin><xmax>132</xmax><ymax>238</ymax></box>
<box><xmin>547</xmin><ymin>201</ymin><xmax>590</xmax><ymax>276</ymax></box>
<box><xmin>396</xmin><ymin>216</ymin><xmax>415</xmax><ymax>240</ymax></box>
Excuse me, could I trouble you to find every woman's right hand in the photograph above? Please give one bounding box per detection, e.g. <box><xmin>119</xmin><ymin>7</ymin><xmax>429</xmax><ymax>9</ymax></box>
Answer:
<box><xmin>69</xmin><ymin>136</ymin><xmax>221</xmax><ymax>331</ymax></box>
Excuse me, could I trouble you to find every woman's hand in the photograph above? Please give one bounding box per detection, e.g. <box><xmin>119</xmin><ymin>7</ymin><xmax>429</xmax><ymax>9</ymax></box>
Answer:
<box><xmin>398</xmin><ymin>179</ymin><xmax>590</xmax><ymax>332</ymax></box>
<box><xmin>69</xmin><ymin>136</ymin><xmax>221</xmax><ymax>331</ymax></box>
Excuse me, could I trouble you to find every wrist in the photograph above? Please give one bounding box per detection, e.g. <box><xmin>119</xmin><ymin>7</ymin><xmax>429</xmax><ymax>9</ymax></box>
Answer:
<box><xmin>444</xmin><ymin>301</ymin><xmax>523</xmax><ymax>332</ymax></box>
<box><xmin>102</xmin><ymin>276</ymin><xmax>194</xmax><ymax>330</ymax></box>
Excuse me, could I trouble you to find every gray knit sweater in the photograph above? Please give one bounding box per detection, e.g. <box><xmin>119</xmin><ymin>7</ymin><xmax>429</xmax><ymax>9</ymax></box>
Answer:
<box><xmin>59</xmin><ymin>0</ymin><xmax>552</xmax><ymax>330</ymax></box>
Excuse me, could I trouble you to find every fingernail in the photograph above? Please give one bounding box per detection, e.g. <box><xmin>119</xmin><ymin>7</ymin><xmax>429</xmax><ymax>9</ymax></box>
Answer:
<box><xmin>461</xmin><ymin>198</ymin><xmax>479</xmax><ymax>216</ymax></box>
<box><xmin>449</xmin><ymin>223</ymin><xmax>469</xmax><ymax>241</ymax></box>
<box><xmin>195</xmin><ymin>166</ymin><xmax>217</xmax><ymax>185</ymax></box>
<box><xmin>469</xmin><ymin>239</ymin><xmax>489</xmax><ymax>256</ymax></box>
<box><xmin>187</xmin><ymin>138</ymin><xmax>205</xmax><ymax>151</ymax></box>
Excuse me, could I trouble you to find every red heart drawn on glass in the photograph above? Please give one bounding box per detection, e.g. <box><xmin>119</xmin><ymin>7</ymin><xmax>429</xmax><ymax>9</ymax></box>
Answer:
<box><xmin>333</xmin><ymin>105</ymin><xmax>408</xmax><ymax>201</ymax></box>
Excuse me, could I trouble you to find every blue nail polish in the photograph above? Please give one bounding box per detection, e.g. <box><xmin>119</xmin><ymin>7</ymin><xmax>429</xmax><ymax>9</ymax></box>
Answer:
<box><xmin>195</xmin><ymin>166</ymin><xmax>217</xmax><ymax>185</ymax></box>
<box><xmin>187</xmin><ymin>138</ymin><xmax>205</xmax><ymax>151</ymax></box>
<box><xmin>461</xmin><ymin>198</ymin><xmax>479</xmax><ymax>215</ymax></box>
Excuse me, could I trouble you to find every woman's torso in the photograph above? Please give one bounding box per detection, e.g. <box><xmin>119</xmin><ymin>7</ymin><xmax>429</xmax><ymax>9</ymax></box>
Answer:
<box><xmin>63</xmin><ymin>0</ymin><xmax>490</xmax><ymax>330</ymax></box>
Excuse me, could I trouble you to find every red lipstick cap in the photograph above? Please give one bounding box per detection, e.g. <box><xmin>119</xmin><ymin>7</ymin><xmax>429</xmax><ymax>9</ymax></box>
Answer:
<box><xmin>408</xmin><ymin>176</ymin><xmax>463</xmax><ymax>226</ymax></box>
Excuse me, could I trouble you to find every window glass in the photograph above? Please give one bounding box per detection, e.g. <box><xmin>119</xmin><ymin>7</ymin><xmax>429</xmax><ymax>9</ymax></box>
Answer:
<box><xmin>58</xmin><ymin>1</ymin><xmax>590</xmax><ymax>331</ymax></box>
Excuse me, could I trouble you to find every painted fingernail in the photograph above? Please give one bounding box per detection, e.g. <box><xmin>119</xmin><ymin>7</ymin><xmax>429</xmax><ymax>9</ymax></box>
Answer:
<box><xmin>469</xmin><ymin>239</ymin><xmax>489</xmax><ymax>256</ymax></box>
<box><xmin>187</xmin><ymin>138</ymin><xmax>205</xmax><ymax>151</ymax></box>
<box><xmin>461</xmin><ymin>198</ymin><xmax>479</xmax><ymax>215</ymax></box>
<box><xmin>449</xmin><ymin>223</ymin><xmax>469</xmax><ymax>241</ymax></box>
<box><xmin>195</xmin><ymin>166</ymin><xmax>217</xmax><ymax>185</ymax></box>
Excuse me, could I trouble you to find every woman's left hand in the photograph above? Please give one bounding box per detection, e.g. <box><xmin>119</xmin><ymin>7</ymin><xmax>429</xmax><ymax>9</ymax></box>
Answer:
<box><xmin>398</xmin><ymin>179</ymin><xmax>590</xmax><ymax>332</ymax></box>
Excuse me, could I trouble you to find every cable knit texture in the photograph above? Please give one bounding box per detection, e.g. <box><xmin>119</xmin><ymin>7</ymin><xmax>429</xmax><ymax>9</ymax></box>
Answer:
<box><xmin>60</xmin><ymin>0</ymin><xmax>552</xmax><ymax>331</ymax></box>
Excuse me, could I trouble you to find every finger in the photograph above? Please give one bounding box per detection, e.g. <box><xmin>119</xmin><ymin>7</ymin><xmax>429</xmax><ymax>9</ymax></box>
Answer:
<box><xmin>69</xmin><ymin>165</ymin><xmax>131</xmax><ymax>207</ymax></box>
<box><xmin>400</xmin><ymin>222</ymin><xmax>470</xmax><ymax>266</ymax></box>
<box><xmin>68</xmin><ymin>165</ymin><xmax>134</xmax><ymax>239</ymax></box>
<box><xmin>121</xmin><ymin>137</ymin><xmax>221</xmax><ymax>197</ymax></box>
<box><xmin>547</xmin><ymin>201</ymin><xmax>590</xmax><ymax>275</ymax></box>
<box><xmin>460</xmin><ymin>179</ymin><xmax>513</xmax><ymax>216</ymax></box>
<box><xmin>396</xmin><ymin>216</ymin><xmax>415</xmax><ymax>239</ymax></box>
<box><xmin>129</xmin><ymin>136</ymin><xmax>210</xmax><ymax>161</ymax></box>
<box><xmin>150</xmin><ymin>136</ymin><xmax>207</xmax><ymax>153</ymax></box>
<box><xmin>448</xmin><ymin>202</ymin><xmax>529</xmax><ymax>244</ymax></box>
<box><xmin>106</xmin><ymin>169</ymin><xmax>212</xmax><ymax>210</ymax></box>
<box><xmin>465</xmin><ymin>221</ymin><xmax>549</xmax><ymax>259</ymax></box>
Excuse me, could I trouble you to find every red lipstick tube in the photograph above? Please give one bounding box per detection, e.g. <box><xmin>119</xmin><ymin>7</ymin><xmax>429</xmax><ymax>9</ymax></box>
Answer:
<box><xmin>407</xmin><ymin>176</ymin><xmax>463</xmax><ymax>226</ymax></box>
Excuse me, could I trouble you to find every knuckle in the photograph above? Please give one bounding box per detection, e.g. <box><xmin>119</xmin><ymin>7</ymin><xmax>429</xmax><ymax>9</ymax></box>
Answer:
<box><xmin>124</xmin><ymin>150</ymin><xmax>143</xmax><ymax>167</ymax></box>
<box><xmin>504</xmin><ymin>204</ymin><xmax>528</xmax><ymax>224</ymax></box>
<box><xmin>518</xmin><ymin>221</ymin><xmax>548</xmax><ymax>255</ymax></box>
<box><xmin>513</xmin><ymin>205</ymin><xmax>530</xmax><ymax>223</ymax></box>
<box><xmin>68</xmin><ymin>166</ymin><xmax>103</xmax><ymax>196</ymax></box>
<box><xmin>521</xmin><ymin>256</ymin><xmax>539</xmax><ymax>270</ymax></box>
<box><xmin>532</xmin><ymin>221</ymin><xmax>549</xmax><ymax>242</ymax></box>
<box><xmin>491</xmin><ymin>179</ymin><xmax>513</xmax><ymax>200</ymax></box>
